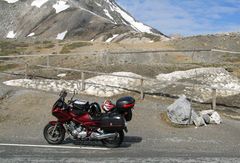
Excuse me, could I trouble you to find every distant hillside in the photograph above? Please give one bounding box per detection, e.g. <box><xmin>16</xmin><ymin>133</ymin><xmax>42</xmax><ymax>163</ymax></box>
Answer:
<box><xmin>171</xmin><ymin>32</ymin><xmax>240</xmax><ymax>51</ymax></box>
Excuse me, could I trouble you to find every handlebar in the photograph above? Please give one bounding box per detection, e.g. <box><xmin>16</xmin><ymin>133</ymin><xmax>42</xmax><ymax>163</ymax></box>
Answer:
<box><xmin>58</xmin><ymin>89</ymin><xmax>79</xmax><ymax>108</ymax></box>
<box><xmin>59</xmin><ymin>89</ymin><xmax>78</xmax><ymax>98</ymax></box>
<box><xmin>67</xmin><ymin>100</ymin><xmax>74</xmax><ymax>105</ymax></box>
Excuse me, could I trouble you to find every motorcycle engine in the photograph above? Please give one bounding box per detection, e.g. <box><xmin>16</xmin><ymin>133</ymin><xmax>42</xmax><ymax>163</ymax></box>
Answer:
<box><xmin>68</xmin><ymin>121</ymin><xmax>87</xmax><ymax>139</ymax></box>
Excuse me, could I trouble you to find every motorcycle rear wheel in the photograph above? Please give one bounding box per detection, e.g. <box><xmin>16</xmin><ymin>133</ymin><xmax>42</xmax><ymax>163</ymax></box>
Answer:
<box><xmin>101</xmin><ymin>130</ymin><xmax>124</xmax><ymax>148</ymax></box>
<box><xmin>43</xmin><ymin>123</ymin><xmax>65</xmax><ymax>144</ymax></box>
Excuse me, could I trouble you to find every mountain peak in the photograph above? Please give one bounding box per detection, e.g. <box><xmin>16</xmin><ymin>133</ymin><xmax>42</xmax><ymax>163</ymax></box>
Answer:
<box><xmin>1</xmin><ymin>0</ymin><xmax>168</xmax><ymax>42</ymax></box>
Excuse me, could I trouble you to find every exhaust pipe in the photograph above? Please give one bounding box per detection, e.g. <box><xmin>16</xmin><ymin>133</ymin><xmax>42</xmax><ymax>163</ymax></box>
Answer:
<box><xmin>94</xmin><ymin>133</ymin><xmax>117</xmax><ymax>140</ymax></box>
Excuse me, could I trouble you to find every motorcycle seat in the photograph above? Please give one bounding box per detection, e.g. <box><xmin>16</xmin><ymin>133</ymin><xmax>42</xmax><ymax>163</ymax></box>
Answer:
<box><xmin>90</xmin><ymin>113</ymin><xmax>108</xmax><ymax>121</ymax></box>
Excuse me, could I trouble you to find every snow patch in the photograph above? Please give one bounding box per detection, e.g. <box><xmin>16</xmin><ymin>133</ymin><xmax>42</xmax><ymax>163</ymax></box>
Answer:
<box><xmin>56</xmin><ymin>30</ymin><xmax>68</xmax><ymax>40</ymax></box>
<box><xmin>3</xmin><ymin>72</ymin><xmax>142</xmax><ymax>97</ymax></box>
<box><xmin>110</xmin><ymin>2</ymin><xmax>153</xmax><ymax>34</ymax></box>
<box><xmin>86</xmin><ymin>72</ymin><xmax>142</xmax><ymax>87</ymax></box>
<box><xmin>57</xmin><ymin>73</ymin><xmax>66</xmax><ymax>78</ymax></box>
<box><xmin>108</xmin><ymin>3</ymin><xmax>115</xmax><ymax>11</ymax></box>
<box><xmin>4</xmin><ymin>79</ymin><xmax>32</xmax><ymax>87</ymax></box>
<box><xmin>53</xmin><ymin>1</ymin><xmax>70</xmax><ymax>14</ymax></box>
<box><xmin>6</xmin><ymin>31</ymin><xmax>16</xmax><ymax>39</ymax></box>
<box><xmin>121</xmin><ymin>19</ymin><xmax>128</xmax><ymax>25</ymax></box>
<box><xmin>156</xmin><ymin>67</ymin><xmax>240</xmax><ymax>101</ymax></box>
<box><xmin>3</xmin><ymin>68</ymin><xmax>240</xmax><ymax>102</ymax></box>
<box><xmin>156</xmin><ymin>68</ymin><xmax>227</xmax><ymax>82</ymax></box>
<box><xmin>31</xmin><ymin>0</ymin><xmax>49</xmax><ymax>8</ymax></box>
<box><xmin>84</xmin><ymin>72</ymin><xmax>142</xmax><ymax>97</ymax></box>
<box><xmin>105</xmin><ymin>34</ymin><xmax>119</xmax><ymax>42</ymax></box>
<box><xmin>27</xmin><ymin>33</ymin><xmax>35</xmax><ymax>37</ymax></box>
<box><xmin>3</xmin><ymin>0</ymin><xmax>19</xmax><ymax>3</ymax></box>
<box><xmin>104</xmin><ymin>9</ymin><xmax>114</xmax><ymax>21</ymax></box>
<box><xmin>95</xmin><ymin>2</ymin><xmax>101</xmax><ymax>7</ymax></box>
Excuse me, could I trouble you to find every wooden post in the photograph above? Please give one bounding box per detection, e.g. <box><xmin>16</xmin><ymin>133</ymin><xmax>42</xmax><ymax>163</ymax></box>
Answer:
<box><xmin>212</xmin><ymin>88</ymin><xmax>217</xmax><ymax>110</ymax></box>
<box><xmin>81</xmin><ymin>72</ymin><xmax>85</xmax><ymax>91</ymax></box>
<box><xmin>189</xmin><ymin>84</ymin><xmax>195</xmax><ymax>125</ymax></box>
<box><xmin>191</xmin><ymin>49</ymin><xmax>195</xmax><ymax>63</ymax></box>
<box><xmin>47</xmin><ymin>55</ymin><xmax>50</xmax><ymax>67</ymax></box>
<box><xmin>106</xmin><ymin>53</ymin><xmax>109</xmax><ymax>66</ymax></box>
<box><xmin>25</xmin><ymin>63</ymin><xmax>28</xmax><ymax>79</ymax></box>
<box><xmin>101</xmin><ymin>51</ymin><xmax>105</xmax><ymax>65</ymax></box>
<box><xmin>104</xmin><ymin>50</ymin><xmax>109</xmax><ymax>66</ymax></box>
<box><xmin>140</xmin><ymin>78</ymin><xmax>144</xmax><ymax>100</ymax></box>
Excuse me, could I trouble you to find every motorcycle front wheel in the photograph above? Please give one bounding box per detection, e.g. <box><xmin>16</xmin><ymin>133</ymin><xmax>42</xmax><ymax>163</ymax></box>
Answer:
<box><xmin>43</xmin><ymin>123</ymin><xmax>65</xmax><ymax>144</ymax></box>
<box><xmin>101</xmin><ymin>130</ymin><xmax>124</xmax><ymax>148</ymax></box>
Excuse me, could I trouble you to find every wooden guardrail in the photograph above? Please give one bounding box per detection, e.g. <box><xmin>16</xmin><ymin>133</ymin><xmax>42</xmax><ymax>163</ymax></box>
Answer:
<box><xmin>110</xmin><ymin>49</ymin><xmax>212</xmax><ymax>54</ymax></box>
<box><xmin>0</xmin><ymin>48</ymin><xmax>238</xmax><ymax>67</ymax></box>
<box><xmin>0</xmin><ymin>60</ymin><xmax>29</xmax><ymax>79</ymax></box>
<box><xmin>36</xmin><ymin>65</ymin><xmax>147</xmax><ymax>100</ymax></box>
<box><xmin>211</xmin><ymin>49</ymin><xmax>240</xmax><ymax>54</ymax></box>
<box><xmin>0</xmin><ymin>49</ymin><xmax>212</xmax><ymax>59</ymax></box>
<box><xmin>1</xmin><ymin>48</ymin><xmax>240</xmax><ymax>108</ymax></box>
<box><xmin>36</xmin><ymin>65</ymin><xmax>240</xmax><ymax>110</ymax></box>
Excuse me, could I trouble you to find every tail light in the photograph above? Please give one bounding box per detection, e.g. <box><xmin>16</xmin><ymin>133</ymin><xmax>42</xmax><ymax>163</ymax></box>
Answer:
<box><xmin>123</xmin><ymin>103</ymin><xmax>134</xmax><ymax>109</ymax></box>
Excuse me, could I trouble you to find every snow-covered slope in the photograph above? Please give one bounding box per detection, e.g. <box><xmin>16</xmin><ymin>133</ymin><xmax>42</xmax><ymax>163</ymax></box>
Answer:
<box><xmin>0</xmin><ymin>0</ymin><xmax>168</xmax><ymax>41</ymax></box>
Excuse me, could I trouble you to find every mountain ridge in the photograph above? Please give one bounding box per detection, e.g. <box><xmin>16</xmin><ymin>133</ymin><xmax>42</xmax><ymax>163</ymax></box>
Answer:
<box><xmin>0</xmin><ymin>0</ymin><xmax>169</xmax><ymax>42</ymax></box>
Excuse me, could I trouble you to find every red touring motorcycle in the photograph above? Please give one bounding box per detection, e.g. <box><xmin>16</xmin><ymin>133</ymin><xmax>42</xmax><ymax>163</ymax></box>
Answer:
<box><xmin>43</xmin><ymin>90</ymin><xmax>135</xmax><ymax>148</ymax></box>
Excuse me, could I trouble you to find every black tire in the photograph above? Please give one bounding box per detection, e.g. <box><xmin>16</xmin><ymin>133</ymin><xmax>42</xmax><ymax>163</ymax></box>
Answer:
<box><xmin>101</xmin><ymin>130</ymin><xmax>124</xmax><ymax>148</ymax></box>
<box><xmin>43</xmin><ymin>123</ymin><xmax>65</xmax><ymax>145</ymax></box>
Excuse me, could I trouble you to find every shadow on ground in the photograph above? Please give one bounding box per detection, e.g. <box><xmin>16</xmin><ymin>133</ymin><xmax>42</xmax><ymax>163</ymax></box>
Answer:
<box><xmin>62</xmin><ymin>136</ymin><xmax>142</xmax><ymax>148</ymax></box>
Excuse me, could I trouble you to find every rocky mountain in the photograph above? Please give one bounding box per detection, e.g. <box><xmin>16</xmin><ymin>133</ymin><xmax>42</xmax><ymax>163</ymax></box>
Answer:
<box><xmin>0</xmin><ymin>0</ymin><xmax>168</xmax><ymax>42</ymax></box>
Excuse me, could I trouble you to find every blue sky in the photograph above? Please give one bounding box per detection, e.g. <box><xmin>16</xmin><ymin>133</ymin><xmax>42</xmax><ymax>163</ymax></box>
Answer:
<box><xmin>116</xmin><ymin>0</ymin><xmax>240</xmax><ymax>36</ymax></box>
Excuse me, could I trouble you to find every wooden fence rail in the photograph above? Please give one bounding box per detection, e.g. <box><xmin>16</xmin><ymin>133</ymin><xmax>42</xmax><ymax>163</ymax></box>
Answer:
<box><xmin>36</xmin><ymin>65</ymin><xmax>147</xmax><ymax>100</ymax></box>
<box><xmin>0</xmin><ymin>60</ymin><xmax>29</xmax><ymax>79</ymax></box>
<box><xmin>1</xmin><ymin>48</ymin><xmax>240</xmax><ymax>107</ymax></box>
<box><xmin>33</xmin><ymin>65</ymin><xmax>240</xmax><ymax>108</ymax></box>
<box><xmin>0</xmin><ymin>48</ymin><xmax>239</xmax><ymax>68</ymax></box>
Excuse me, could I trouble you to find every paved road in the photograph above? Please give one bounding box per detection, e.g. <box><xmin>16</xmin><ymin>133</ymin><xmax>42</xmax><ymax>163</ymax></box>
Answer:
<box><xmin>0</xmin><ymin>145</ymin><xmax>240</xmax><ymax>162</ymax></box>
<box><xmin>0</xmin><ymin>108</ymin><xmax>239</xmax><ymax>162</ymax></box>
